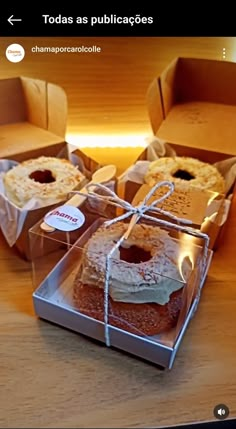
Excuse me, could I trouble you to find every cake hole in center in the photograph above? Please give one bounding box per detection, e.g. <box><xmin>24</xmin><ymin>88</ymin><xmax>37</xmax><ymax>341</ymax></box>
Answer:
<box><xmin>119</xmin><ymin>245</ymin><xmax>151</xmax><ymax>264</ymax></box>
<box><xmin>173</xmin><ymin>169</ymin><xmax>195</xmax><ymax>181</ymax></box>
<box><xmin>29</xmin><ymin>169</ymin><xmax>55</xmax><ymax>183</ymax></box>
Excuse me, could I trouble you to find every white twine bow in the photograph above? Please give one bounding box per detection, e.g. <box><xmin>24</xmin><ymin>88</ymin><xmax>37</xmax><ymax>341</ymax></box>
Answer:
<box><xmin>83</xmin><ymin>180</ymin><xmax>192</xmax><ymax>227</ymax></box>
<box><xmin>72</xmin><ymin>180</ymin><xmax>210</xmax><ymax>346</ymax></box>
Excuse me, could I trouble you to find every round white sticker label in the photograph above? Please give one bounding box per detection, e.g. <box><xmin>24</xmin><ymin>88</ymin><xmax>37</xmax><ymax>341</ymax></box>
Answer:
<box><xmin>6</xmin><ymin>43</ymin><xmax>25</xmax><ymax>63</ymax></box>
<box><xmin>44</xmin><ymin>205</ymin><xmax>85</xmax><ymax>232</ymax></box>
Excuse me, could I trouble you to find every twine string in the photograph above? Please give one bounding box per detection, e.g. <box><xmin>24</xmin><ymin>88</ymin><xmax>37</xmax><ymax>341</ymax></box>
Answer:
<box><xmin>72</xmin><ymin>181</ymin><xmax>209</xmax><ymax>346</ymax></box>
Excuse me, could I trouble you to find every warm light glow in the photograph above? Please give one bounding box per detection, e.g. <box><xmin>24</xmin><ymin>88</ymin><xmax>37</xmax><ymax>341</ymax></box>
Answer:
<box><xmin>178</xmin><ymin>234</ymin><xmax>195</xmax><ymax>282</ymax></box>
<box><xmin>207</xmin><ymin>191</ymin><xmax>219</xmax><ymax>206</ymax></box>
<box><xmin>204</xmin><ymin>212</ymin><xmax>218</xmax><ymax>223</ymax></box>
<box><xmin>201</xmin><ymin>211</ymin><xmax>219</xmax><ymax>234</ymax></box>
<box><xmin>66</xmin><ymin>133</ymin><xmax>149</xmax><ymax>148</ymax></box>
<box><xmin>205</xmin><ymin>191</ymin><xmax>223</xmax><ymax>223</ymax></box>
<box><xmin>230</xmin><ymin>46</ymin><xmax>236</xmax><ymax>63</ymax></box>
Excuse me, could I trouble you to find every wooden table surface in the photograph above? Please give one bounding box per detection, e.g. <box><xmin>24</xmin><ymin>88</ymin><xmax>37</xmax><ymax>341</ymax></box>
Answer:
<box><xmin>0</xmin><ymin>37</ymin><xmax>236</xmax><ymax>428</ymax></box>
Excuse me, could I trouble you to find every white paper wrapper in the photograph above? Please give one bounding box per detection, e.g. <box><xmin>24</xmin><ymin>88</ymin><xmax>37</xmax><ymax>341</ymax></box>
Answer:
<box><xmin>0</xmin><ymin>155</ymin><xmax>87</xmax><ymax>247</ymax></box>
<box><xmin>0</xmin><ymin>160</ymin><xmax>27</xmax><ymax>247</ymax></box>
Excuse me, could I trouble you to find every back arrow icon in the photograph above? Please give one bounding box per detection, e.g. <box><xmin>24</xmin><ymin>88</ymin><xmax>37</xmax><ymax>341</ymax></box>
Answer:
<box><xmin>8</xmin><ymin>15</ymin><xmax>22</xmax><ymax>26</ymax></box>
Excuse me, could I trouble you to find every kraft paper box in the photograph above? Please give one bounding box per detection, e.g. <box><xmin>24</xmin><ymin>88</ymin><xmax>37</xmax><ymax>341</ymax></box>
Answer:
<box><xmin>0</xmin><ymin>76</ymin><xmax>102</xmax><ymax>259</ymax></box>
<box><xmin>119</xmin><ymin>58</ymin><xmax>236</xmax><ymax>250</ymax></box>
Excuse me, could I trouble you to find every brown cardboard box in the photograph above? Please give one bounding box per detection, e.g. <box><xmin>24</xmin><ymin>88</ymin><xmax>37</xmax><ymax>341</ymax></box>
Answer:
<box><xmin>147</xmin><ymin>57</ymin><xmax>236</xmax><ymax>156</ymax></box>
<box><xmin>119</xmin><ymin>58</ymin><xmax>236</xmax><ymax>250</ymax></box>
<box><xmin>0</xmin><ymin>76</ymin><xmax>100</xmax><ymax>259</ymax></box>
<box><xmin>0</xmin><ymin>76</ymin><xmax>67</xmax><ymax>159</ymax></box>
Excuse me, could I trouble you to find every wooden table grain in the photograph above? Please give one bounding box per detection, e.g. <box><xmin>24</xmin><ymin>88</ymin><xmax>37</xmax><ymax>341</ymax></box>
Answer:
<box><xmin>0</xmin><ymin>37</ymin><xmax>236</xmax><ymax>428</ymax></box>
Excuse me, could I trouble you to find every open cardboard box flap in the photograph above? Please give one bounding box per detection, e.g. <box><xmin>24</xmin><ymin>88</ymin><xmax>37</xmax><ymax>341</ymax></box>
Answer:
<box><xmin>0</xmin><ymin>76</ymin><xmax>67</xmax><ymax>159</ymax></box>
<box><xmin>0</xmin><ymin>76</ymin><xmax>100</xmax><ymax>174</ymax></box>
<box><xmin>147</xmin><ymin>57</ymin><xmax>236</xmax><ymax>156</ymax></box>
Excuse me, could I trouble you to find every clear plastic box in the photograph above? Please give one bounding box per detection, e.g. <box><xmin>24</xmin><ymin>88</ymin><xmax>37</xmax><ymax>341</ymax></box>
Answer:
<box><xmin>30</xmin><ymin>206</ymin><xmax>213</xmax><ymax>369</ymax></box>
